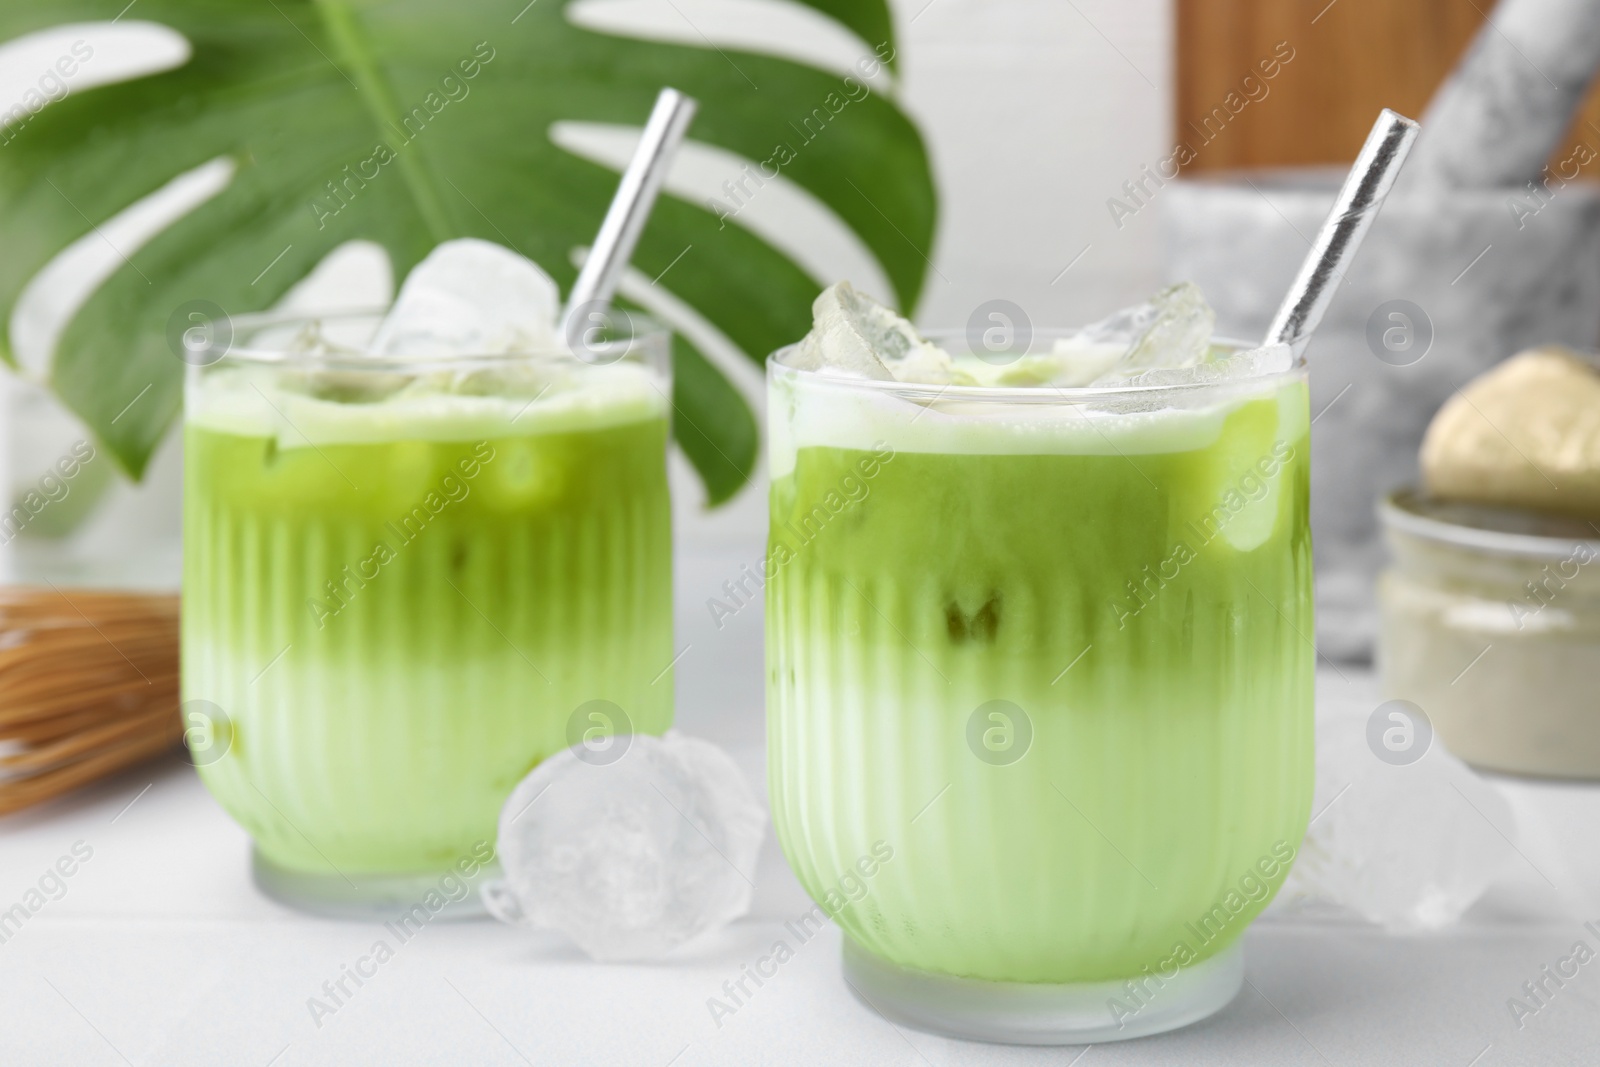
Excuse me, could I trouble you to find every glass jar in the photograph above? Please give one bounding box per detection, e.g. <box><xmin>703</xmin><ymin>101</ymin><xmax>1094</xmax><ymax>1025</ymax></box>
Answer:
<box><xmin>1379</xmin><ymin>489</ymin><xmax>1600</xmax><ymax>779</ymax></box>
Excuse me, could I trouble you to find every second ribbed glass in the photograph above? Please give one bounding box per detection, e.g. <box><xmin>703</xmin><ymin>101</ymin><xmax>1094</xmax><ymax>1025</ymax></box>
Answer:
<box><xmin>765</xmin><ymin>335</ymin><xmax>1314</xmax><ymax>1042</ymax></box>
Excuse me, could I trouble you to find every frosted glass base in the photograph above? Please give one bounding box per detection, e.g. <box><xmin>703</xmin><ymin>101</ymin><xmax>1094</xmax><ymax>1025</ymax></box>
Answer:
<box><xmin>841</xmin><ymin>937</ymin><xmax>1244</xmax><ymax>1045</ymax></box>
<box><xmin>252</xmin><ymin>848</ymin><xmax>495</xmax><ymax>922</ymax></box>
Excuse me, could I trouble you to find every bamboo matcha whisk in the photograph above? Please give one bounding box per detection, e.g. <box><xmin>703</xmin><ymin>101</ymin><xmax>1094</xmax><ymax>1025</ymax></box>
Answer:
<box><xmin>0</xmin><ymin>586</ymin><xmax>181</xmax><ymax>816</ymax></box>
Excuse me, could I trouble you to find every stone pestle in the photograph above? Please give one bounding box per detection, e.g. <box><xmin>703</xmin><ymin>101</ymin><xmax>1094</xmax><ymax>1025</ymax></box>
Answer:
<box><xmin>1405</xmin><ymin>0</ymin><xmax>1600</xmax><ymax>189</ymax></box>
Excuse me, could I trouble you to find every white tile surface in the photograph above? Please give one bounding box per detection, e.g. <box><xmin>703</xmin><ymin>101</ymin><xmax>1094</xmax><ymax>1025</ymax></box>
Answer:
<box><xmin>3</xmin><ymin>664</ymin><xmax>1599</xmax><ymax>1066</ymax></box>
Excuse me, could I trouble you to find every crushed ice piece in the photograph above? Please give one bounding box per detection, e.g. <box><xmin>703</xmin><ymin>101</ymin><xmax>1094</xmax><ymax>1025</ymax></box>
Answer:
<box><xmin>371</xmin><ymin>238</ymin><xmax>562</xmax><ymax>358</ymax></box>
<box><xmin>787</xmin><ymin>281</ymin><xmax>1264</xmax><ymax>391</ymax></box>
<box><xmin>1121</xmin><ymin>281</ymin><xmax>1215</xmax><ymax>370</ymax></box>
<box><xmin>1222</xmin><ymin>342</ymin><xmax>1293</xmax><ymax>376</ymax></box>
<box><xmin>422</xmin><ymin>363</ymin><xmax>566</xmax><ymax>400</ymax></box>
<box><xmin>788</xmin><ymin>283</ymin><xmax>891</xmax><ymax>379</ymax></box>
<box><xmin>239</xmin><ymin>242</ymin><xmax>392</xmax><ymax>355</ymax></box>
<box><xmin>790</xmin><ymin>329</ymin><xmax>887</xmax><ymax>380</ymax></box>
<box><xmin>791</xmin><ymin>282</ymin><xmax>965</xmax><ymax>384</ymax></box>
<box><xmin>243</xmin><ymin>317</ymin><xmax>375</xmax><ymax>360</ymax></box>
<box><xmin>892</xmin><ymin>341</ymin><xmax>976</xmax><ymax>386</ymax></box>
<box><xmin>1074</xmin><ymin>282</ymin><xmax>1216</xmax><ymax>384</ymax></box>
<box><xmin>1108</xmin><ymin>343</ymin><xmax>1296</xmax><ymax>389</ymax></box>
<box><xmin>278</xmin><ymin>367</ymin><xmax>415</xmax><ymax>404</ymax></box>
<box><xmin>273</xmin><ymin>355</ymin><xmax>569</xmax><ymax>407</ymax></box>
<box><xmin>481</xmin><ymin>731</ymin><xmax>765</xmax><ymax>961</ymax></box>
<box><xmin>961</xmin><ymin>339</ymin><xmax>1128</xmax><ymax>389</ymax></box>
<box><xmin>1271</xmin><ymin>709</ymin><xmax>1514</xmax><ymax>931</ymax></box>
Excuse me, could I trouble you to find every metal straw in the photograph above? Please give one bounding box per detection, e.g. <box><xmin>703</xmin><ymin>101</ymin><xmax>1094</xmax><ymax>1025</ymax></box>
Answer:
<box><xmin>562</xmin><ymin>88</ymin><xmax>698</xmax><ymax>337</ymax></box>
<box><xmin>1263</xmin><ymin>109</ymin><xmax>1421</xmax><ymax>352</ymax></box>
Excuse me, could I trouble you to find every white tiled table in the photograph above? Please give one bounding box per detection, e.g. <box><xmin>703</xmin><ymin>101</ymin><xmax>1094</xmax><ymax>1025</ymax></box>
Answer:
<box><xmin>3</xmin><ymin>555</ymin><xmax>1596</xmax><ymax>1065</ymax></box>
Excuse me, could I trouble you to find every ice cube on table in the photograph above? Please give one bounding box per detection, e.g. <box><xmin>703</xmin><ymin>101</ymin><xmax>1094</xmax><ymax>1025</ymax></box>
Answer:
<box><xmin>482</xmin><ymin>731</ymin><xmax>766</xmax><ymax>962</ymax></box>
<box><xmin>791</xmin><ymin>281</ymin><xmax>965</xmax><ymax>384</ymax></box>
<box><xmin>1271</xmin><ymin>710</ymin><xmax>1514</xmax><ymax>931</ymax></box>
<box><xmin>370</xmin><ymin>238</ymin><xmax>562</xmax><ymax>358</ymax></box>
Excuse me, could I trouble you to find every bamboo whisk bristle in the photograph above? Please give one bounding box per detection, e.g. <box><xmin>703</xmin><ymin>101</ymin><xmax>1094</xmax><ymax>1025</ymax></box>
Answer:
<box><xmin>0</xmin><ymin>586</ymin><xmax>181</xmax><ymax>817</ymax></box>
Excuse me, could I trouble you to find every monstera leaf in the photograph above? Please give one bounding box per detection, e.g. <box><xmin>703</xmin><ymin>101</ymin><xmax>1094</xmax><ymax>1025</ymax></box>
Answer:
<box><xmin>0</xmin><ymin>0</ymin><xmax>935</xmax><ymax>505</ymax></box>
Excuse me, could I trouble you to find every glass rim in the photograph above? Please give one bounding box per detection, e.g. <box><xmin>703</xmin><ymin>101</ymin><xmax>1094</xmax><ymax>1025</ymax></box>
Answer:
<box><xmin>766</xmin><ymin>333</ymin><xmax>1305</xmax><ymax>402</ymax></box>
<box><xmin>200</xmin><ymin>306</ymin><xmax>671</xmax><ymax>372</ymax></box>
<box><xmin>1380</xmin><ymin>488</ymin><xmax>1600</xmax><ymax>561</ymax></box>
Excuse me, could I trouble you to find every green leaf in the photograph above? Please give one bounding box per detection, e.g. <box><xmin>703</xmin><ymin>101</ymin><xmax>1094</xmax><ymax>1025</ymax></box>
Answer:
<box><xmin>0</xmin><ymin>0</ymin><xmax>936</xmax><ymax>503</ymax></box>
<box><xmin>781</xmin><ymin>1</ymin><xmax>897</xmax><ymax>73</ymax></box>
<box><xmin>669</xmin><ymin>334</ymin><xmax>758</xmax><ymax>508</ymax></box>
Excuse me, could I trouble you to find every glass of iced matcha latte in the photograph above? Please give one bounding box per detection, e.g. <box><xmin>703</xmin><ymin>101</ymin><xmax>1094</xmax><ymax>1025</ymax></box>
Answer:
<box><xmin>182</xmin><ymin>242</ymin><xmax>674</xmax><ymax>915</ymax></box>
<box><xmin>765</xmin><ymin>282</ymin><xmax>1314</xmax><ymax>1043</ymax></box>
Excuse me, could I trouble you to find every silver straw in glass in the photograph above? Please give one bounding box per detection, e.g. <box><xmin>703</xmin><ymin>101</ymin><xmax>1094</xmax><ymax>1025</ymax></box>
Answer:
<box><xmin>1263</xmin><ymin>109</ymin><xmax>1421</xmax><ymax>352</ymax></box>
<box><xmin>562</xmin><ymin>87</ymin><xmax>698</xmax><ymax>340</ymax></box>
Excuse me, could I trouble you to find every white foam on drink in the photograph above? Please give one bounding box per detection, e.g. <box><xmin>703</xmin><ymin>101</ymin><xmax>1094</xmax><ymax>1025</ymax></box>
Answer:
<box><xmin>768</xmin><ymin>358</ymin><xmax>1306</xmax><ymax>479</ymax></box>
<box><xmin>187</xmin><ymin>358</ymin><xmax>669</xmax><ymax>448</ymax></box>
